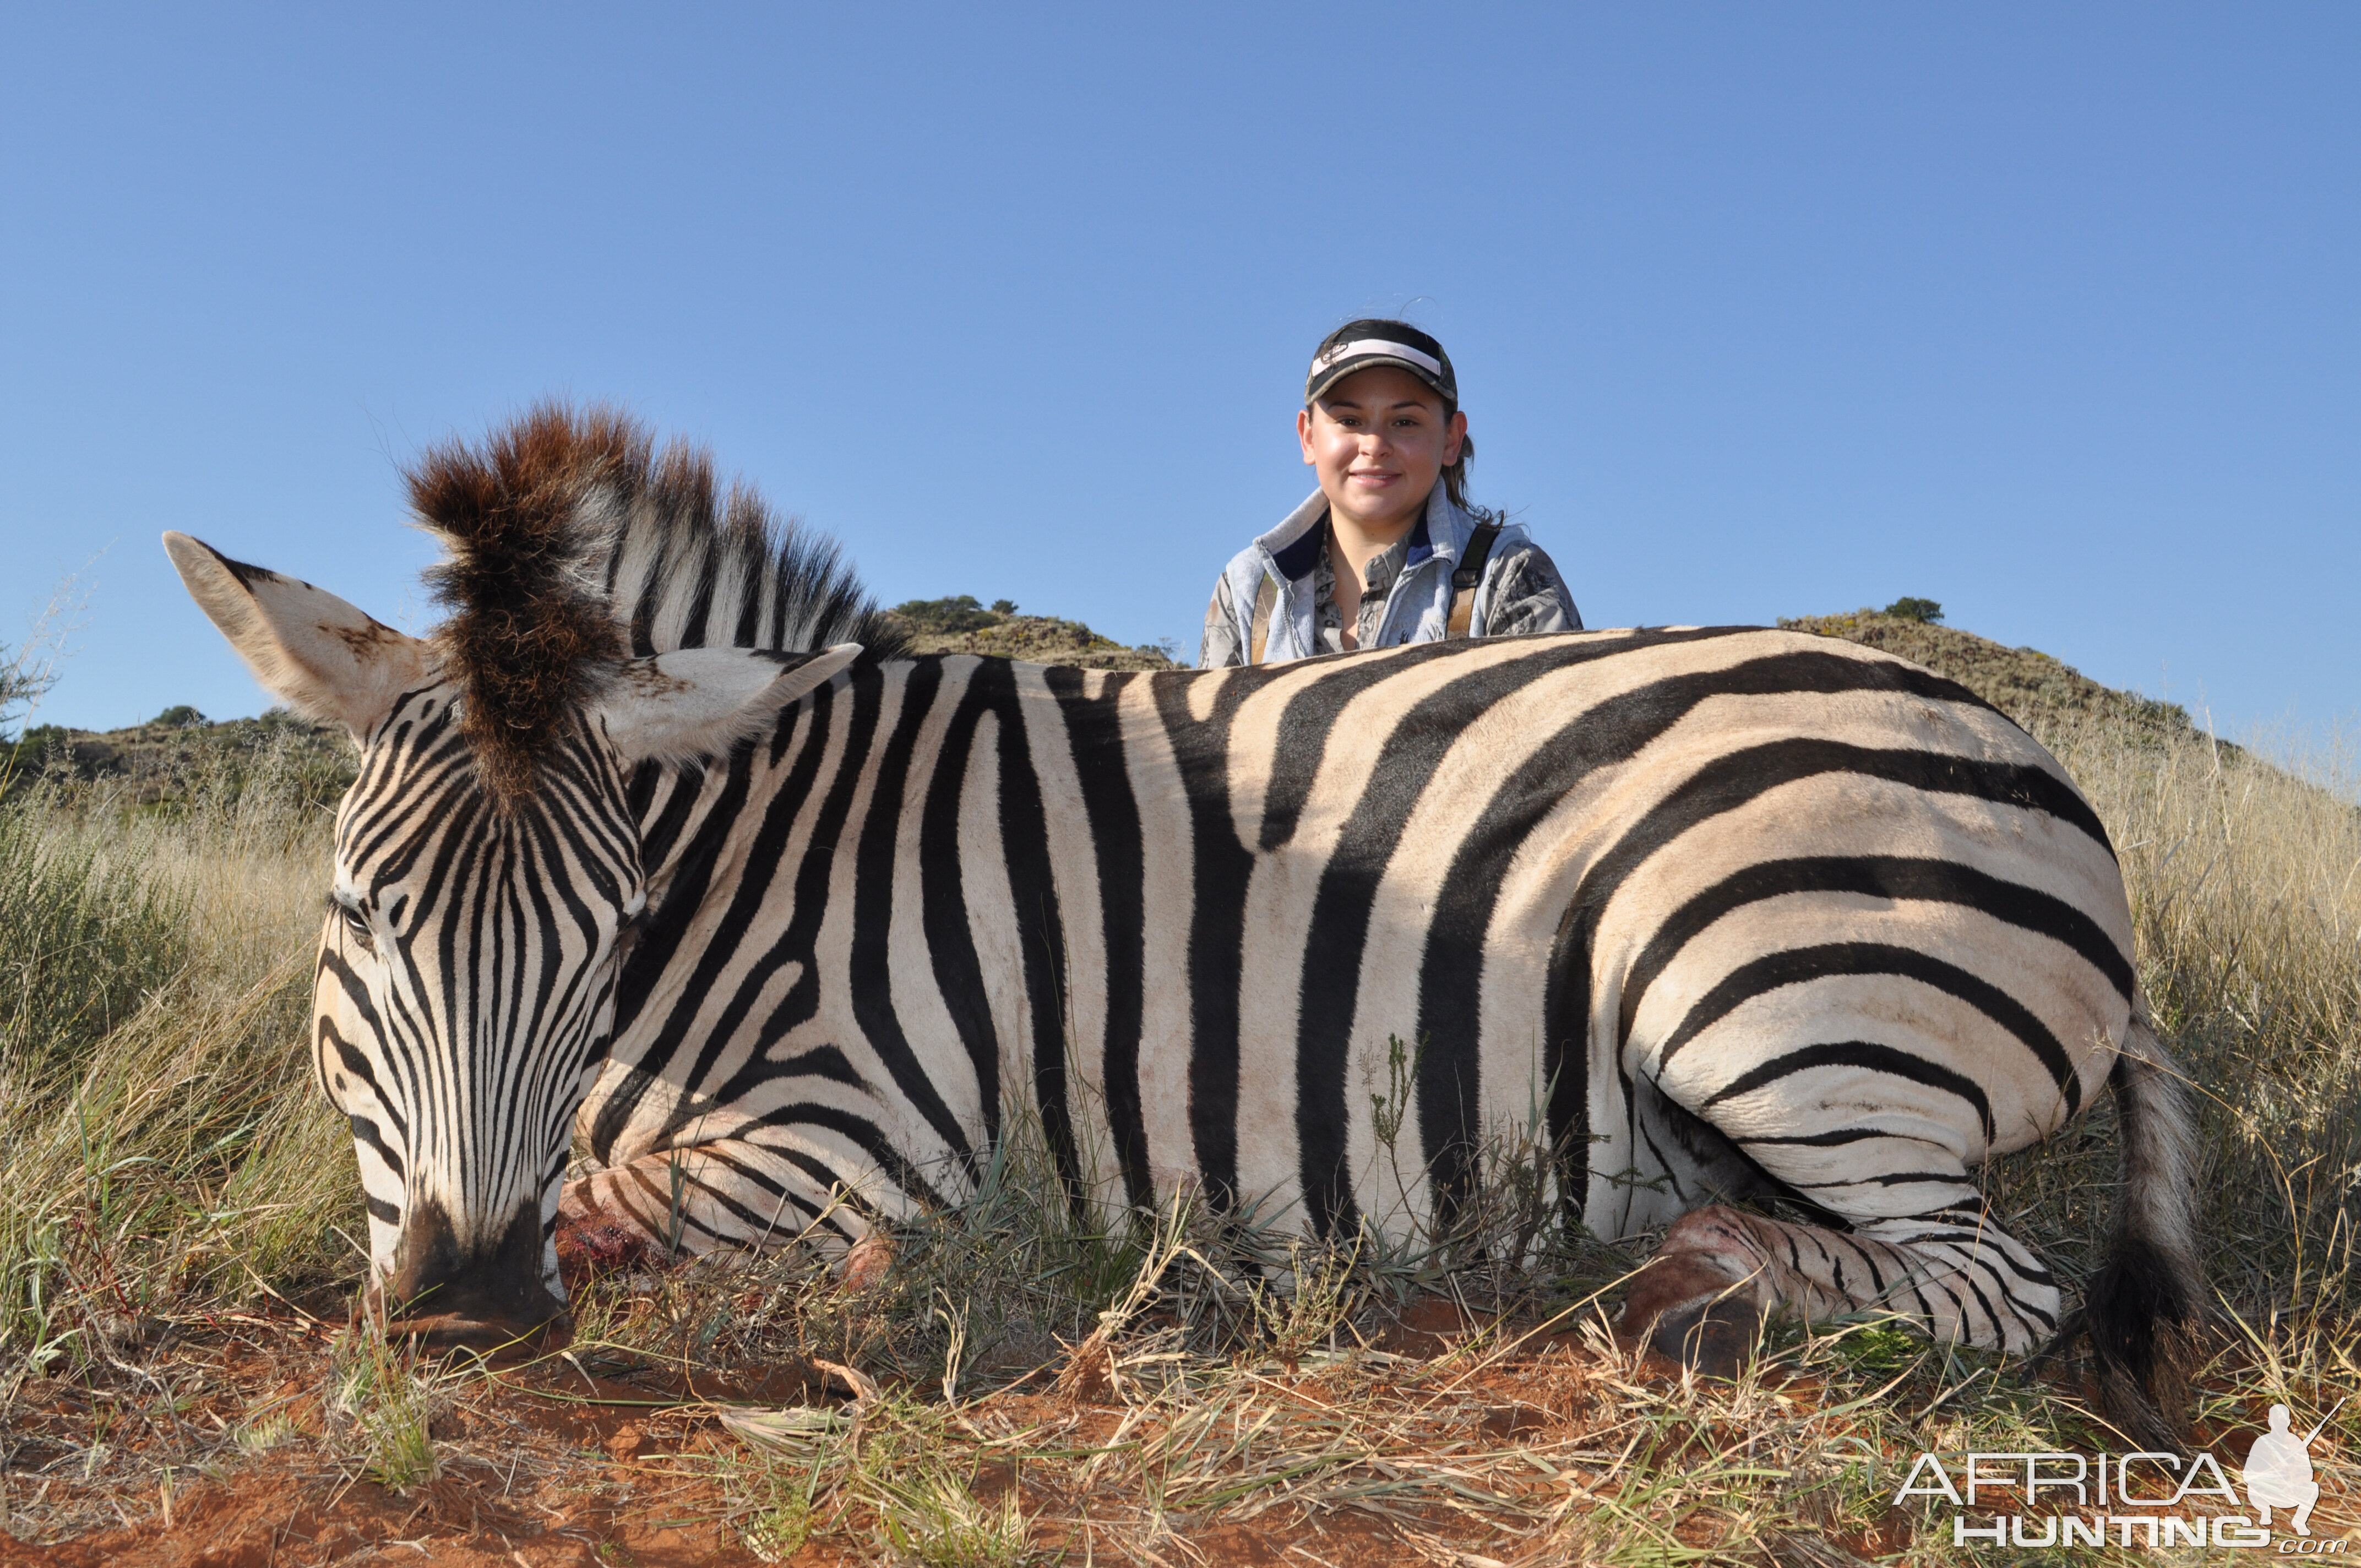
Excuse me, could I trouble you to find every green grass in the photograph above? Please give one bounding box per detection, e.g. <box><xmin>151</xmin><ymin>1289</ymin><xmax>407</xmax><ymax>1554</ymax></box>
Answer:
<box><xmin>330</xmin><ymin>1322</ymin><xmax>445</xmax><ymax>1491</ymax></box>
<box><xmin>0</xmin><ymin>802</ymin><xmax>187</xmax><ymax>1096</ymax></box>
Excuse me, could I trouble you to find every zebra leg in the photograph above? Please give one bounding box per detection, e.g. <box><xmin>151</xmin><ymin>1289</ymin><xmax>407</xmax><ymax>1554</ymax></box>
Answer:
<box><xmin>1623</xmin><ymin>1189</ymin><xmax>2060</xmax><ymax>1371</ymax></box>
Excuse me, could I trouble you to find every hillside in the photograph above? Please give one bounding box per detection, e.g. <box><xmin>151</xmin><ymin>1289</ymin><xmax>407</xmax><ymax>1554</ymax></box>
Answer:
<box><xmin>1778</xmin><ymin>606</ymin><xmax>2215</xmax><ymax>747</ymax></box>
<box><xmin>13</xmin><ymin>606</ymin><xmax>2222</xmax><ymax>808</ymax></box>
<box><xmin>3</xmin><ymin>708</ymin><xmax>356</xmax><ymax>808</ymax></box>
<box><xmin>884</xmin><ymin>594</ymin><xmax>1178</xmax><ymax>670</ymax></box>
<box><xmin>1</xmin><ymin>602</ymin><xmax>1177</xmax><ymax>805</ymax></box>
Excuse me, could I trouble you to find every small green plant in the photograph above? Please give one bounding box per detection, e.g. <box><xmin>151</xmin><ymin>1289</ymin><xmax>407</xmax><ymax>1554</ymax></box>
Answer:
<box><xmin>332</xmin><ymin>1327</ymin><xmax>443</xmax><ymax>1491</ymax></box>
<box><xmin>873</xmin><ymin>1468</ymin><xmax>1029</xmax><ymax>1568</ymax></box>
<box><xmin>1881</xmin><ymin>595</ymin><xmax>1944</xmax><ymax>623</ymax></box>
<box><xmin>1816</xmin><ymin>1315</ymin><xmax>1924</xmax><ymax>1376</ymax></box>
<box><xmin>232</xmin><ymin>1407</ymin><xmax>298</xmax><ymax>1454</ymax></box>
<box><xmin>1368</xmin><ymin>1032</ymin><xmax>1418</xmax><ymax>1151</ymax></box>
<box><xmin>739</xmin><ymin>1477</ymin><xmax>817</xmax><ymax>1561</ymax></box>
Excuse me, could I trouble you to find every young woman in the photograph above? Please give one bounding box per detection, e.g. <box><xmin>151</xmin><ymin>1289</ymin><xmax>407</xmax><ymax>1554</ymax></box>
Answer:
<box><xmin>1199</xmin><ymin>319</ymin><xmax>1580</xmax><ymax>667</ymax></box>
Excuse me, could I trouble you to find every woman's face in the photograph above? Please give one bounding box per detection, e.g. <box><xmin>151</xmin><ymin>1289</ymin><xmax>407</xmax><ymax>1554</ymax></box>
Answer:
<box><xmin>1297</xmin><ymin>366</ymin><xmax>1468</xmax><ymax>531</ymax></box>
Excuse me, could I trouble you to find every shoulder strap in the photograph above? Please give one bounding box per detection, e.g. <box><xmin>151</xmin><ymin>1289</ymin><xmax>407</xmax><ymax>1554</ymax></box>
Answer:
<box><xmin>1247</xmin><ymin>575</ymin><xmax>1279</xmax><ymax>664</ymax></box>
<box><xmin>1445</xmin><ymin>520</ymin><xmax>1503</xmax><ymax>639</ymax></box>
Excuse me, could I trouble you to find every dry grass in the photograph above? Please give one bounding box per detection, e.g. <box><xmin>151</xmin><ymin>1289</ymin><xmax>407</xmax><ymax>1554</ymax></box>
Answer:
<box><xmin>0</xmin><ymin>737</ymin><xmax>355</xmax><ymax>1387</ymax></box>
<box><xmin>1</xmin><ymin>662</ymin><xmax>2357</xmax><ymax>1561</ymax></box>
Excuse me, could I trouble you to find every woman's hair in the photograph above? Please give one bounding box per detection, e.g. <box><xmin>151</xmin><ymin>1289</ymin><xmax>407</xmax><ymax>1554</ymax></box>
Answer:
<box><xmin>1440</xmin><ymin>428</ymin><xmax>1493</xmax><ymax>521</ymax></box>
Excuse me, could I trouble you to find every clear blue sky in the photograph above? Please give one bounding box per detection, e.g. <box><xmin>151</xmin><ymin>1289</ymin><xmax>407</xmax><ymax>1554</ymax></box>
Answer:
<box><xmin>4</xmin><ymin>6</ymin><xmax>2354</xmax><ymax>737</ymax></box>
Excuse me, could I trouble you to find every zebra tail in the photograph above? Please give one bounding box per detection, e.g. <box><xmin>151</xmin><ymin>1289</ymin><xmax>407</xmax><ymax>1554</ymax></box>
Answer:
<box><xmin>2080</xmin><ymin>1005</ymin><xmax>2206</xmax><ymax>1447</ymax></box>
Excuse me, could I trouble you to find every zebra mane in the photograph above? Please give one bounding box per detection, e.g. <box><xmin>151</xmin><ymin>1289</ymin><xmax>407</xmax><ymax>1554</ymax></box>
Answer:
<box><xmin>406</xmin><ymin>401</ymin><xmax>901</xmax><ymax>801</ymax></box>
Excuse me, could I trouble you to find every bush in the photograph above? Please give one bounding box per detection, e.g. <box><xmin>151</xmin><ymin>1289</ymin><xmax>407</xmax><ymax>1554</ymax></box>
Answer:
<box><xmin>1881</xmin><ymin>596</ymin><xmax>1944</xmax><ymax>623</ymax></box>
<box><xmin>4</xmin><ymin>724</ymin><xmax>72</xmax><ymax>771</ymax></box>
<box><xmin>890</xmin><ymin>596</ymin><xmax>1007</xmax><ymax>635</ymax></box>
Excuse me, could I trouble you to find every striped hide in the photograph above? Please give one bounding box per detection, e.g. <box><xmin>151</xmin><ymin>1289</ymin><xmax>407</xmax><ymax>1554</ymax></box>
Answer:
<box><xmin>164</xmin><ymin>405</ymin><xmax>2200</xmax><ymax>1444</ymax></box>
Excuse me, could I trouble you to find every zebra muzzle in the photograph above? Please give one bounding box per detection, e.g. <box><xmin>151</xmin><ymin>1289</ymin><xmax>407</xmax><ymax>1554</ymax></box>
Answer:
<box><xmin>379</xmin><ymin>1199</ymin><xmax>570</xmax><ymax>1353</ymax></box>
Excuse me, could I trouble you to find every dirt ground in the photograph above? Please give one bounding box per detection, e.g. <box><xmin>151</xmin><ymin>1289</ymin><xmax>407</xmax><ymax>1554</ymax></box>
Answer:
<box><xmin>0</xmin><ymin>1295</ymin><xmax>1696</xmax><ymax>1568</ymax></box>
<box><xmin>13</xmin><ymin>1283</ymin><xmax>2332</xmax><ymax>1567</ymax></box>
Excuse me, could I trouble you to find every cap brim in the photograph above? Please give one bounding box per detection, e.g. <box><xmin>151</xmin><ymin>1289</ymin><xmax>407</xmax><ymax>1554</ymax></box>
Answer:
<box><xmin>1304</xmin><ymin>356</ymin><xmax>1452</xmax><ymax>405</ymax></box>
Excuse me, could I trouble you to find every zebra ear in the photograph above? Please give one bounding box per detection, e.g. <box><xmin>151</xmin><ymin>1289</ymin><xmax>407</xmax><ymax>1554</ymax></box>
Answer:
<box><xmin>164</xmin><ymin>531</ymin><xmax>438</xmax><ymax>742</ymax></box>
<box><xmin>595</xmin><ymin>644</ymin><xmax>861</xmax><ymax>765</ymax></box>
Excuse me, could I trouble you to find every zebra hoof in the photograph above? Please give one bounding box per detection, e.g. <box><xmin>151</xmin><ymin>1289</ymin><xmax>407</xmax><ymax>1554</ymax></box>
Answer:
<box><xmin>1647</xmin><ymin>1298</ymin><xmax>1762</xmax><ymax>1379</ymax></box>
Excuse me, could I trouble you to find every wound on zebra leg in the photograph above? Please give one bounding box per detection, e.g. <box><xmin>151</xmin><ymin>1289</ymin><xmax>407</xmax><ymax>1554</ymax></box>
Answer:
<box><xmin>1619</xmin><ymin>1207</ymin><xmax>1776</xmax><ymax>1379</ymax></box>
<box><xmin>553</xmin><ymin>1207</ymin><xmax>665</xmax><ymax>1296</ymax></box>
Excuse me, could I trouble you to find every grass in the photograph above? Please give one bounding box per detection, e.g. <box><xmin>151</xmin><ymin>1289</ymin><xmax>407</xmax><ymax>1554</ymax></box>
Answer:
<box><xmin>0</xmin><ymin>732</ymin><xmax>357</xmax><ymax>1389</ymax></box>
<box><xmin>0</xmin><ymin>628</ymin><xmax>2355</xmax><ymax>1561</ymax></box>
<box><xmin>329</xmin><ymin>1322</ymin><xmax>445</xmax><ymax>1491</ymax></box>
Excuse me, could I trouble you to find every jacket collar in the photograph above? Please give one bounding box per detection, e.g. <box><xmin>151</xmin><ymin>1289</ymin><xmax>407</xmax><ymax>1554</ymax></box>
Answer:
<box><xmin>1255</xmin><ymin>485</ymin><xmax>1478</xmax><ymax>584</ymax></box>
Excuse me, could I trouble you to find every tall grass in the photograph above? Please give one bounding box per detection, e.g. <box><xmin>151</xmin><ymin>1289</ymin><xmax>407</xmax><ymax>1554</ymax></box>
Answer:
<box><xmin>1981</xmin><ymin>715</ymin><xmax>2361</xmax><ymax>1322</ymax></box>
<box><xmin>0</xmin><ymin>807</ymin><xmax>187</xmax><ymax>1099</ymax></box>
<box><xmin>0</xmin><ymin>736</ymin><xmax>356</xmax><ymax>1375</ymax></box>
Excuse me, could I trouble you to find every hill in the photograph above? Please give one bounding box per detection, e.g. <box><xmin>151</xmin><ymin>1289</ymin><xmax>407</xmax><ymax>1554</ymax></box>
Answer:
<box><xmin>884</xmin><ymin>594</ymin><xmax>1178</xmax><ymax>671</ymax></box>
<box><xmin>3</xmin><ymin>707</ymin><xmax>356</xmax><ymax>809</ymax></box>
<box><xmin>14</xmin><ymin>607</ymin><xmax>2224</xmax><ymax>808</ymax></box>
<box><xmin>1</xmin><ymin>601</ymin><xmax>1179</xmax><ymax>806</ymax></box>
<box><xmin>1778</xmin><ymin>606</ymin><xmax>2215</xmax><ymax>747</ymax></box>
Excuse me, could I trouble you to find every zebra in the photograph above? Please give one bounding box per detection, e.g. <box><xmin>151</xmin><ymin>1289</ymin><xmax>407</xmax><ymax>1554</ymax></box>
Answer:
<box><xmin>164</xmin><ymin>404</ymin><xmax>2200</xmax><ymax>1441</ymax></box>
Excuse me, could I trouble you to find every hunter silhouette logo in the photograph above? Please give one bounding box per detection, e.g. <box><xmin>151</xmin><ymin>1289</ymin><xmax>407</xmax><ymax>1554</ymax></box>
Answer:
<box><xmin>2246</xmin><ymin>1400</ymin><xmax>2340</xmax><ymax>1537</ymax></box>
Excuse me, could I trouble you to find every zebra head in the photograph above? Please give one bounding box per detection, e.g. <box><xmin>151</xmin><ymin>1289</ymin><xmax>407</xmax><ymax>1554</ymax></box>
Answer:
<box><xmin>164</xmin><ymin>529</ymin><xmax>857</xmax><ymax>1347</ymax></box>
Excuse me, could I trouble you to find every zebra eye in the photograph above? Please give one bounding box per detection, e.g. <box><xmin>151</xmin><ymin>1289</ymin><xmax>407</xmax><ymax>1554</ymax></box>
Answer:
<box><xmin>337</xmin><ymin>901</ymin><xmax>376</xmax><ymax>954</ymax></box>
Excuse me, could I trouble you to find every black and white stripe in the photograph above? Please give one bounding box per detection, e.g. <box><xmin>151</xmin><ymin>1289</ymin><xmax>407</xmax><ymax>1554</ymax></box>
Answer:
<box><xmin>168</xmin><ymin>416</ymin><xmax>2191</xmax><ymax>1416</ymax></box>
<box><xmin>549</xmin><ymin>600</ymin><xmax>2158</xmax><ymax>1362</ymax></box>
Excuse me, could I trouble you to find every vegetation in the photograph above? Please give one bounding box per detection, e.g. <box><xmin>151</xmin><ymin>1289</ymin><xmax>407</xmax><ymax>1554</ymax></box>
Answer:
<box><xmin>888</xmin><ymin>595</ymin><xmax>1179</xmax><ymax>671</ymax></box>
<box><xmin>1879</xmin><ymin>596</ymin><xmax>1944</xmax><ymax>624</ymax></box>
<box><xmin>1782</xmin><ymin>606</ymin><xmax>2210</xmax><ymax>747</ymax></box>
<box><xmin>0</xmin><ymin>738</ymin><xmax>355</xmax><ymax>1376</ymax></box>
<box><xmin>2</xmin><ymin>609</ymin><xmax>2355</xmax><ymax>1560</ymax></box>
<box><xmin>3</xmin><ymin>707</ymin><xmax>356</xmax><ymax>810</ymax></box>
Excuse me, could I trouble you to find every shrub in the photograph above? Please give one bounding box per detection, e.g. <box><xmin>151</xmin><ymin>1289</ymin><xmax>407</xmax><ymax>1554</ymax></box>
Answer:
<box><xmin>1881</xmin><ymin>595</ymin><xmax>1944</xmax><ymax>623</ymax></box>
<box><xmin>890</xmin><ymin>596</ymin><xmax>1006</xmax><ymax>635</ymax></box>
